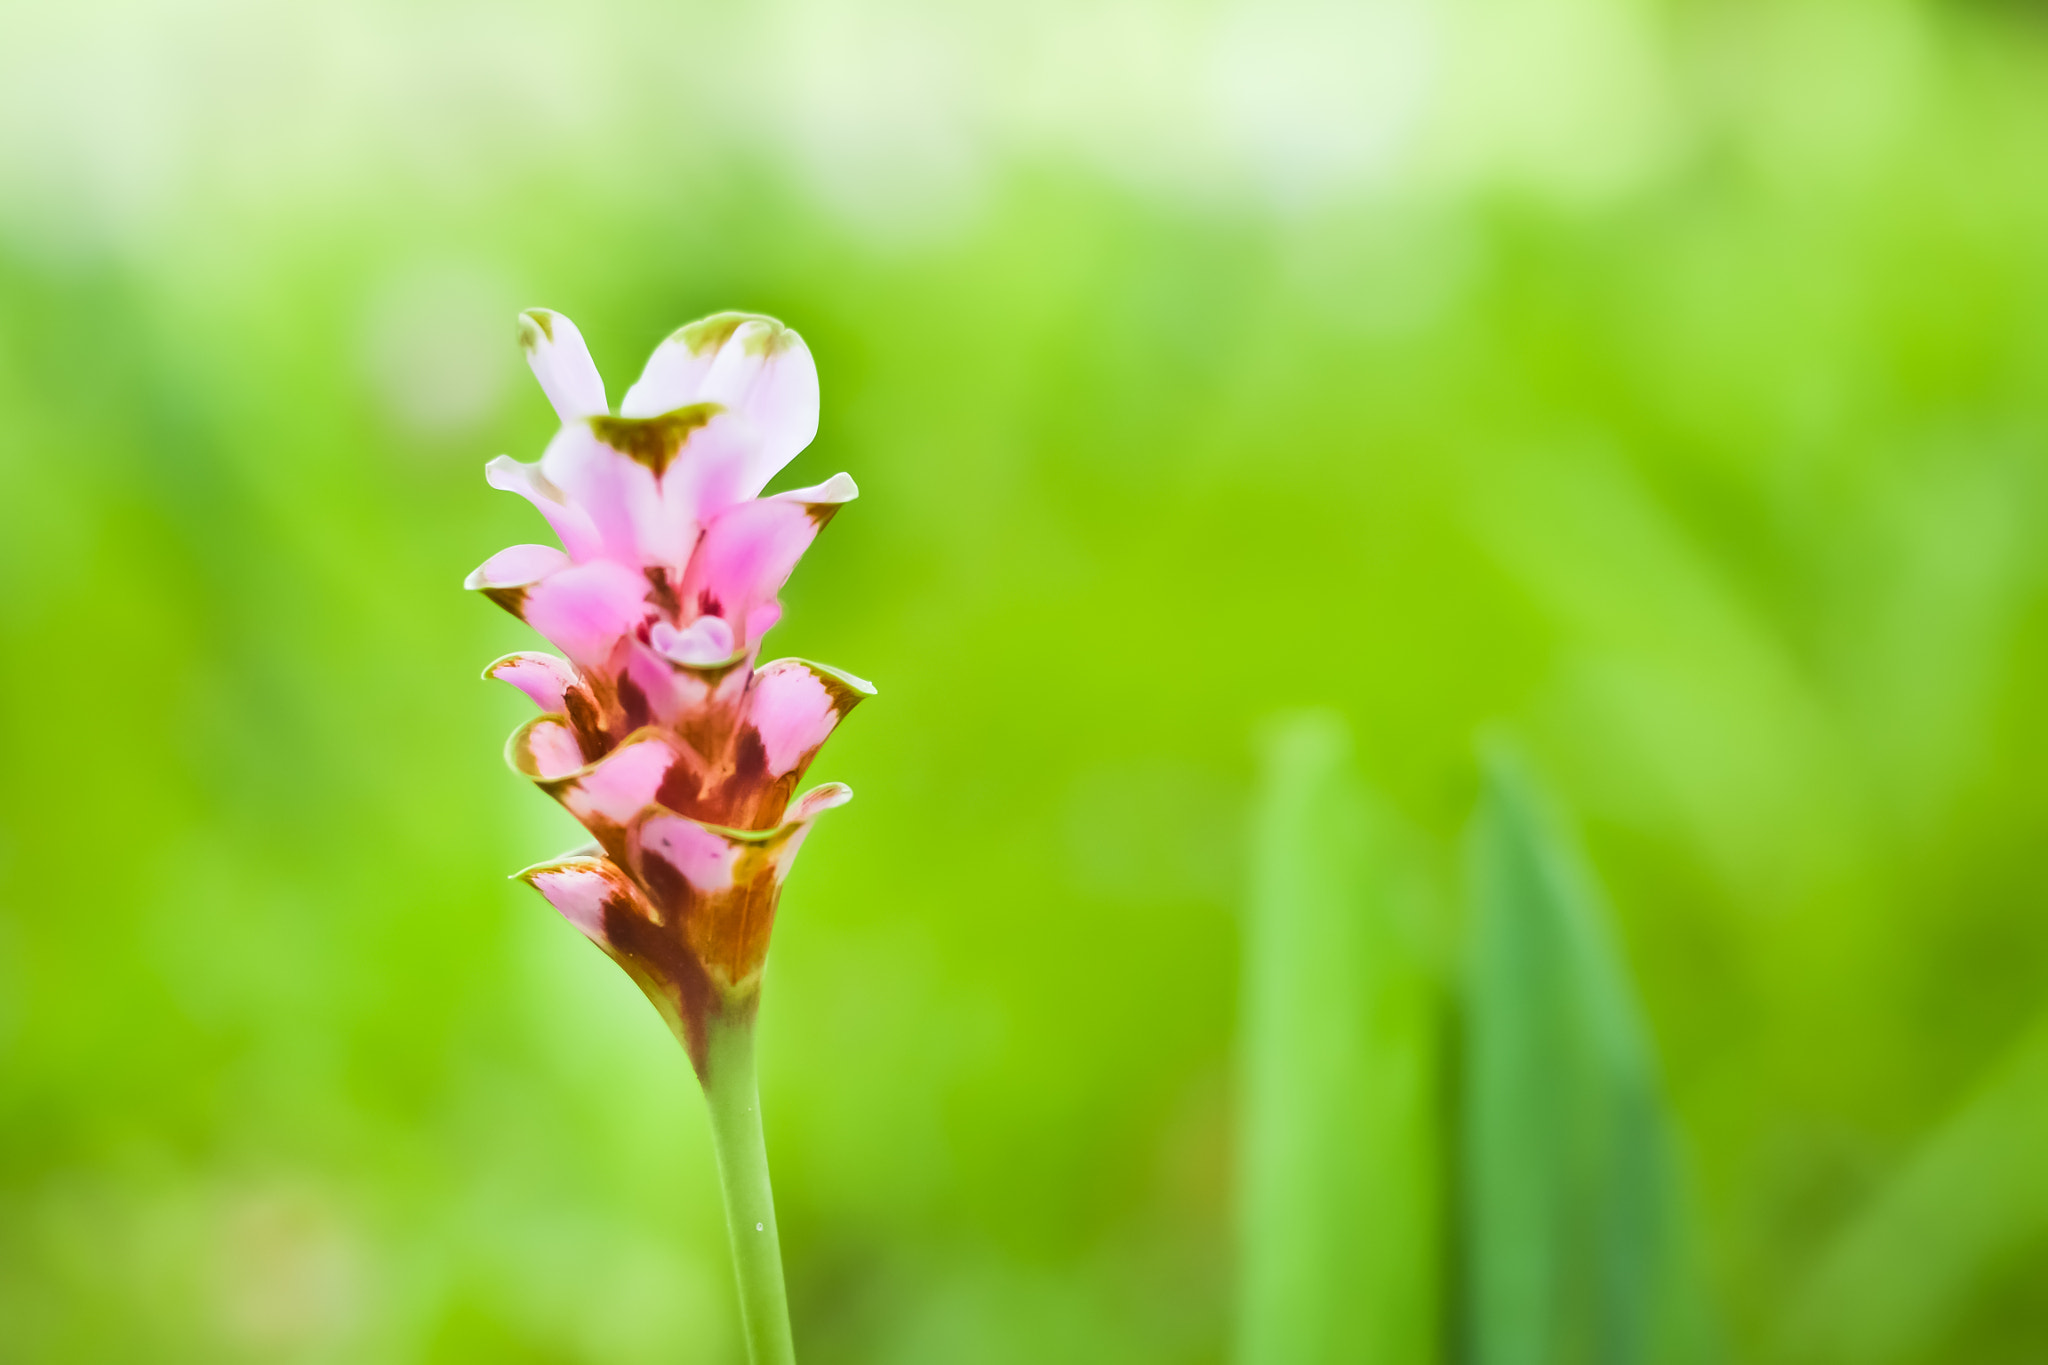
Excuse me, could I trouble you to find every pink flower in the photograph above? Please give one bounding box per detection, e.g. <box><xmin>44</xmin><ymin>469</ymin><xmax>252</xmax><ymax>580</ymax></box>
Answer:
<box><xmin>468</xmin><ymin>309</ymin><xmax>872</xmax><ymax>1071</ymax></box>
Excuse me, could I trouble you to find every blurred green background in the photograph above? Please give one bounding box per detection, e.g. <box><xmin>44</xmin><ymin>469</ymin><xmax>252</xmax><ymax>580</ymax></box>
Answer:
<box><xmin>4</xmin><ymin>0</ymin><xmax>2048</xmax><ymax>1359</ymax></box>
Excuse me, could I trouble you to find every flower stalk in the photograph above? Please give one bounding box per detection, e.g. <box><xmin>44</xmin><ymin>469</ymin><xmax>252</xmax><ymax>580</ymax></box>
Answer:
<box><xmin>467</xmin><ymin>307</ymin><xmax>870</xmax><ymax>1362</ymax></box>
<box><xmin>702</xmin><ymin>1007</ymin><xmax>797</xmax><ymax>1365</ymax></box>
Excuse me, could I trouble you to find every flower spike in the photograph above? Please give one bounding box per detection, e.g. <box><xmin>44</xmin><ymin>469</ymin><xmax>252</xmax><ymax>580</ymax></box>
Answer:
<box><xmin>473</xmin><ymin>309</ymin><xmax>863</xmax><ymax>1361</ymax></box>
<box><xmin>472</xmin><ymin>306</ymin><xmax>867</xmax><ymax>1042</ymax></box>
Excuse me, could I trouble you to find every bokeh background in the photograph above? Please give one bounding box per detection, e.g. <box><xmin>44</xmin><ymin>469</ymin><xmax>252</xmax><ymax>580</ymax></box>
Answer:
<box><xmin>5</xmin><ymin>0</ymin><xmax>2048</xmax><ymax>1359</ymax></box>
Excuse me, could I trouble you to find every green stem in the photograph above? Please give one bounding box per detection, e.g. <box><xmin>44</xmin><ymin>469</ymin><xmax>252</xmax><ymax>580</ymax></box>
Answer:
<box><xmin>702</xmin><ymin>1007</ymin><xmax>797</xmax><ymax>1365</ymax></box>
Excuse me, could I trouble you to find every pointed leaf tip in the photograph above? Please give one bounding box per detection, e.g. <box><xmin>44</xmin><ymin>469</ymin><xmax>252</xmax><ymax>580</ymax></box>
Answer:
<box><xmin>1463</xmin><ymin>744</ymin><xmax>1716</xmax><ymax>1365</ymax></box>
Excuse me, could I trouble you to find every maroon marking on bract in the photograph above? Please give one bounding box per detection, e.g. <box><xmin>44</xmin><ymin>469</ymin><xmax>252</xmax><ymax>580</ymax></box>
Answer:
<box><xmin>617</xmin><ymin>670</ymin><xmax>651</xmax><ymax>731</ymax></box>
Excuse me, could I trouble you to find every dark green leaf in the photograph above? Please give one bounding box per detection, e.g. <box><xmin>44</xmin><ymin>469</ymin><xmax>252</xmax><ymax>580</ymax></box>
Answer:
<box><xmin>1463</xmin><ymin>745</ymin><xmax>1717</xmax><ymax>1365</ymax></box>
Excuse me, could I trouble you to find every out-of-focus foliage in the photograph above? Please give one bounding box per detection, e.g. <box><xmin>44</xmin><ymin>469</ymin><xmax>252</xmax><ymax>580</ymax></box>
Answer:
<box><xmin>3</xmin><ymin>0</ymin><xmax>2048</xmax><ymax>1359</ymax></box>
<box><xmin>1239</xmin><ymin>714</ymin><xmax>1437</xmax><ymax>1365</ymax></box>
<box><xmin>1237</xmin><ymin>725</ymin><xmax>1714</xmax><ymax>1365</ymax></box>
<box><xmin>1462</xmin><ymin>747</ymin><xmax>1717</xmax><ymax>1365</ymax></box>
<box><xmin>1784</xmin><ymin>1016</ymin><xmax>2048</xmax><ymax>1365</ymax></box>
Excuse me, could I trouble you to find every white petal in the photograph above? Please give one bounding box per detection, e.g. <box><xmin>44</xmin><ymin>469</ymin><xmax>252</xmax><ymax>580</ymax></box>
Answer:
<box><xmin>620</xmin><ymin>324</ymin><xmax>721</xmax><ymax>418</ymax></box>
<box><xmin>697</xmin><ymin>319</ymin><xmax>819</xmax><ymax>494</ymax></box>
<box><xmin>619</xmin><ymin>313</ymin><xmax>818</xmax><ymax>493</ymax></box>
<box><xmin>519</xmin><ymin>309</ymin><xmax>608</xmax><ymax>421</ymax></box>
<box><xmin>770</xmin><ymin>472</ymin><xmax>858</xmax><ymax>506</ymax></box>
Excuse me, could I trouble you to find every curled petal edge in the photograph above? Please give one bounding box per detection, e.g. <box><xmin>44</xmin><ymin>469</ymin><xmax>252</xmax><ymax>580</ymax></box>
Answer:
<box><xmin>628</xmin><ymin>783</ymin><xmax>852</xmax><ymax>994</ymax></box>
<box><xmin>748</xmin><ymin>658</ymin><xmax>876</xmax><ymax>778</ymax></box>
<box><xmin>634</xmin><ymin>782</ymin><xmax>854</xmax><ymax>859</ymax></box>
<box><xmin>463</xmin><ymin>542</ymin><xmax>570</xmax><ymax>595</ymax></box>
<box><xmin>758</xmin><ymin>656</ymin><xmax>877</xmax><ymax>699</ymax></box>
<box><xmin>771</xmin><ymin>471</ymin><xmax>858</xmax><ymax>506</ymax></box>
<box><xmin>512</xmin><ymin>854</ymin><xmax>703</xmax><ymax>1058</ymax></box>
<box><xmin>678</xmin><ymin>475</ymin><xmax>858</xmax><ymax>658</ymax></box>
<box><xmin>510</xmin><ymin>785</ymin><xmax>852</xmax><ymax>1073</ymax></box>
<box><xmin>485</xmin><ymin>455</ymin><xmax>604</xmax><ymax>562</ymax></box>
<box><xmin>513</xmin><ymin>853</ymin><xmax>659</xmax><ymax>941</ymax></box>
<box><xmin>626</xmin><ymin>782</ymin><xmax>852</xmax><ymax>909</ymax></box>
<box><xmin>484</xmin><ymin>650</ymin><xmax>578</xmax><ymax>714</ymax></box>
<box><xmin>505</xmin><ymin>719</ymin><xmax>691</xmax><ymax>785</ymax></box>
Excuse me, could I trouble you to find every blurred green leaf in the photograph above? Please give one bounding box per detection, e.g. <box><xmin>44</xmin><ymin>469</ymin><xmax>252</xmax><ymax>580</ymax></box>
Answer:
<box><xmin>1238</xmin><ymin>711</ymin><xmax>1441</xmax><ymax>1365</ymax></box>
<box><xmin>1462</xmin><ymin>746</ymin><xmax>1716</xmax><ymax>1365</ymax></box>
<box><xmin>1784</xmin><ymin>1015</ymin><xmax>2048</xmax><ymax>1365</ymax></box>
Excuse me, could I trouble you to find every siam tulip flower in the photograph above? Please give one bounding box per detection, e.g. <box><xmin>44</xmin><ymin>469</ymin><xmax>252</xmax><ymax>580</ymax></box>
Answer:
<box><xmin>467</xmin><ymin>308</ymin><xmax>870</xmax><ymax>1365</ymax></box>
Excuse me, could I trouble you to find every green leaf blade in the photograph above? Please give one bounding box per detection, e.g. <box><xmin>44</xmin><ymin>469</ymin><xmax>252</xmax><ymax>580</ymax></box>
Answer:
<box><xmin>1463</xmin><ymin>745</ymin><xmax>1717</xmax><ymax>1365</ymax></box>
<box><xmin>1237</xmin><ymin>711</ymin><xmax>1442</xmax><ymax>1365</ymax></box>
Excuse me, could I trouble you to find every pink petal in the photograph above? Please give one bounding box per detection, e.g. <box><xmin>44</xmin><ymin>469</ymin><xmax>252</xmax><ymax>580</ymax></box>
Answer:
<box><xmin>747</xmin><ymin>658</ymin><xmax>876</xmax><ymax>777</ymax></box>
<box><xmin>560</xmin><ymin>730</ymin><xmax>680</xmax><ymax>826</ymax></box>
<box><xmin>617</xmin><ymin>637</ymin><xmax>686</xmax><ymax>726</ymax></box>
<box><xmin>485</xmin><ymin>456</ymin><xmax>603</xmax><ymax>562</ymax></box>
<box><xmin>537</xmin><ymin>424</ymin><xmax>678</xmax><ymax>567</ymax></box>
<box><xmin>742</xmin><ymin>601</ymin><xmax>784</xmax><ymax>645</ymax></box>
<box><xmin>509</xmin><ymin>723</ymin><xmax>687</xmax><ymax>853</ymax></box>
<box><xmin>484</xmin><ymin>651</ymin><xmax>578</xmax><ymax>713</ymax></box>
<box><xmin>634</xmin><ymin>780</ymin><xmax>849</xmax><ymax>896</ymax></box>
<box><xmin>627</xmin><ymin>782</ymin><xmax>853</xmax><ymax>998</ymax></box>
<box><xmin>679</xmin><ymin>476</ymin><xmax>855</xmax><ymax>651</ymax></box>
<box><xmin>538</xmin><ymin>413</ymin><xmax>760</xmax><ymax>569</ymax></box>
<box><xmin>464</xmin><ymin>543</ymin><xmax>570</xmax><ymax>590</ymax></box>
<box><xmin>637</xmin><ymin>815</ymin><xmax>742</xmax><ymax>892</ymax></box>
<box><xmin>651</xmin><ymin>615</ymin><xmax>736</xmax><ymax>666</ymax></box>
<box><xmin>514</xmin><ymin>854</ymin><xmax>659</xmax><ymax>943</ymax></box>
<box><xmin>511</xmin><ymin>717</ymin><xmax>587</xmax><ymax>779</ymax></box>
<box><xmin>657</xmin><ymin>645</ymin><xmax>754</xmax><ymax>728</ymax></box>
<box><xmin>656</xmin><ymin>411</ymin><xmax>766</xmax><ymax>528</ymax></box>
<box><xmin>519</xmin><ymin>309</ymin><xmax>608</xmax><ymax>421</ymax></box>
<box><xmin>518</xmin><ymin>559</ymin><xmax>650</xmax><ymax>667</ymax></box>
